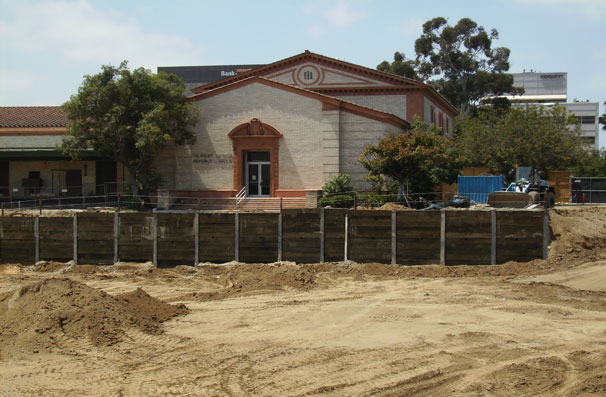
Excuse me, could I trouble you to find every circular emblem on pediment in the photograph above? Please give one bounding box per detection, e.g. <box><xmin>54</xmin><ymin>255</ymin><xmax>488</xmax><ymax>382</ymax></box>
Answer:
<box><xmin>296</xmin><ymin>65</ymin><xmax>321</xmax><ymax>86</ymax></box>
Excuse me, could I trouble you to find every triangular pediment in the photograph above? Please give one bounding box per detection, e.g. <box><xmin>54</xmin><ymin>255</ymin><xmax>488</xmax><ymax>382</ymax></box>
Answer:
<box><xmin>192</xmin><ymin>51</ymin><xmax>422</xmax><ymax>93</ymax></box>
<box><xmin>264</xmin><ymin>62</ymin><xmax>392</xmax><ymax>89</ymax></box>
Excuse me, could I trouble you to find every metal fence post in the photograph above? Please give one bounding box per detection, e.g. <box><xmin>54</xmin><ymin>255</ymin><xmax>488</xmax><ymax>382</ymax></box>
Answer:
<box><xmin>543</xmin><ymin>209</ymin><xmax>550</xmax><ymax>260</ymax></box>
<box><xmin>73</xmin><ymin>213</ymin><xmax>78</xmax><ymax>265</ymax></box>
<box><xmin>34</xmin><ymin>216</ymin><xmax>40</xmax><ymax>263</ymax></box>
<box><xmin>491</xmin><ymin>210</ymin><xmax>497</xmax><ymax>265</ymax></box>
<box><xmin>113</xmin><ymin>211</ymin><xmax>119</xmax><ymax>263</ymax></box>
<box><xmin>234</xmin><ymin>213</ymin><xmax>240</xmax><ymax>262</ymax></box>
<box><xmin>320</xmin><ymin>208</ymin><xmax>325</xmax><ymax>263</ymax></box>
<box><xmin>152</xmin><ymin>213</ymin><xmax>158</xmax><ymax>267</ymax></box>
<box><xmin>391</xmin><ymin>210</ymin><xmax>397</xmax><ymax>265</ymax></box>
<box><xmin>440</xmin><ymin>210</ymin><xmax>446</xmax><ymax>265</ymax></box>
<box><xmin>344</xmin><ymin>211</ymin><xmax>349</xmax><ymax>261</ymax></box>
<box><xmin>194</xmin><ymin>212</ymin><xmax>199</xmax><ymax>266</ymax></box>
<box><xmin>277</xmin><ymin>211</ymin><xmax>283</xmax><ymax>262</ymax></box>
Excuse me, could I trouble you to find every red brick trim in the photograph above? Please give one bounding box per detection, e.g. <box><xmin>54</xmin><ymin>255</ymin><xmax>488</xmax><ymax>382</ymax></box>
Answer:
<box><xmin>228</xmin><ymin>119</ymin><xmax>282</xmax><ymax>196</ymax></box>
<box><xmin>296</xmin><ymin>65</ymin><xmax>321</xmax><ymax>86</ymax></box>
<box><xmin>0</xmin><ymin>127</ymin><xmax>66</xmax><ymax>135</ymax></box>
<box><xmin>406</xmin><ymin>91</ymin><xmax>425</xmax><ymax>124</ymax></box>
<box><xmin>166</xmin><ymin>190</ymin><xmax>237</xmax><ymax>198</ymax></box>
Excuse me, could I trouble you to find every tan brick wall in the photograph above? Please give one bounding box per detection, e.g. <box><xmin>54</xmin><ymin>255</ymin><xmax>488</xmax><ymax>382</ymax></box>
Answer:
<box><xmin>156</xmin><ymin>82</ymin><xmax>405</xmax><ymax>194</ymax></box>
<box><xmin>170</xmin><ymin>82</ymin><xmax>326</xmax><ymax>191</ymax></box>
<box><xmin>333</xmin><ymin>94</ymin><xmax>407</xmax><ymax>120</ymax></box>
<box><xmin>339</xmin><ymin>112</ymin><xmax>405</xmax><ymax>189</ymax></box>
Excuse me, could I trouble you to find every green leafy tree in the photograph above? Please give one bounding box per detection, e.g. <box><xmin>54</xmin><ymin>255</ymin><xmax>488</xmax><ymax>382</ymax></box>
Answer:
<box><xmin>377</xmin><ymin>52</ymin><xmax>419</xmax><ymax>80</ymax></box>
<box><xmin>60</xmin><ymin>61</ymin><xmax>198</xmax><ymax>197</ymax></box>
<box><xmin>318</xmin><ymin>173</ymin><xmax>355</xmax><ymax>208</ymax></box>
<box><xmin>413</xmin><ymin>17</ymin><xmax>523</xmax><ymax>114</ymax></box>
<box><xmin>457</xmin><ymin>105</ymin><xmax>585</xmax><ymax>177</ymax></box>
<box><xmin>572</xmin><ymin>149</ymin><xmax>606</xmax><ymax>177</ymax></box>
<box><xmin>359</xmin><ymin>118</ymin><xmax>463</xmax><ymax>205</ymax></box>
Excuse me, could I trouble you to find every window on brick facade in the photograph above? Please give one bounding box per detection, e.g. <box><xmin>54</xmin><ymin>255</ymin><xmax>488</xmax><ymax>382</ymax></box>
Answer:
<box><xmin>303</xmin><ymin>70</ymin><xmax>313</xmax><ymax>80</ymax></box>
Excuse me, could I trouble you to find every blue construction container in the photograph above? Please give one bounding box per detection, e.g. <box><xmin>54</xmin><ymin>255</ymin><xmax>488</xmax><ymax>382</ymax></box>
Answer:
<box><xmin>457</xmin><ymin>175</ymin><xmax>505</xmax><ymax>203</ymax></box>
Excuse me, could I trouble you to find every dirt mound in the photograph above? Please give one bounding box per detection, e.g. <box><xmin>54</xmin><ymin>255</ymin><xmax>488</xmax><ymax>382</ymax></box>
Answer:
<box><xmin>376</xmin><ymin>203</ymin><xmax>413</xmax><ymax>211</ymax></box>
<box><xmin>29</xmin><ymin>261</ymin><xmax>70</xmax><ymax>273</ymax></box>
<box><xmin>549</xmin><ymin>207</ymin><xmax>606</xmax><ymax>264</ymax></box>
<box><xmin>190</xmin><ymin>262</ymin><xmax>327</xmax><ymax>300</ymax></box>
<box><xmin>0</xmin><ymin>278</ymin><xmax>188</xmax><ymax>356</ymax></box>
<box><xmin>119</xmin><ymin>287</ymin><xmax>188</xmax><ymax>322</ymax></box>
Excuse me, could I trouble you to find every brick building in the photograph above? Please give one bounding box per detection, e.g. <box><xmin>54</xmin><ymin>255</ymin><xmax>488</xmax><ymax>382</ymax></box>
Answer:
<box><xmin>157</xmin><ymin>51</ymin><xmax>457</xmax><ymax>200</ymax></box>
<box><xmin>0</xmin><ymin>51</ymin><xmax>457</xmax><ymax>203</ymax></box>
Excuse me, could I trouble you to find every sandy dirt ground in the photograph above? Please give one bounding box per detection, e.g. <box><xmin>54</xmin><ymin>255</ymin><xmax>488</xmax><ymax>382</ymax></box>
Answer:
<box><xmin>1</xmin><ymin>206</ymin><xmax>606</xmax><ymax>396</ymax></box>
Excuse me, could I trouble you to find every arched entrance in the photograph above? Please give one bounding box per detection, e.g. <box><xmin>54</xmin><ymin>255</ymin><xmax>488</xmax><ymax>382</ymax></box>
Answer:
<box><xmin>228</xmin><ymin>118</ymin><xmax>282</xmax><ymax>197</ymax></box>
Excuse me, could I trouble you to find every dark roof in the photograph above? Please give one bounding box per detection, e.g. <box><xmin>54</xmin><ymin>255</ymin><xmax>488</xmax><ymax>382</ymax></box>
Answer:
<box><xmin>157</xmin><ymin>64</ymin><xmax>265</xmax><ymax>85</ymax></box>
<box><xmin>0</xmin><ymin>106</ymin><xmax>68</xmax><ymax>128</ymax></box>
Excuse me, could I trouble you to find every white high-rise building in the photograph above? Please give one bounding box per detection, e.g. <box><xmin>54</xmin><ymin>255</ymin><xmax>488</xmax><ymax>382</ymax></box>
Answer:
<box><xmin>504</xmin><ymin>72</ymin><xmax>600</xmax><ymax>148</ymax></box>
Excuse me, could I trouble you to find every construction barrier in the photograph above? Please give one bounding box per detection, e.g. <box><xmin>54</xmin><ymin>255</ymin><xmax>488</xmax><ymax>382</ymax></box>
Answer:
<box><xmin>0</xmin><ymin>209</ymin><xmax>549</xmax><ymax>266</ymax></box>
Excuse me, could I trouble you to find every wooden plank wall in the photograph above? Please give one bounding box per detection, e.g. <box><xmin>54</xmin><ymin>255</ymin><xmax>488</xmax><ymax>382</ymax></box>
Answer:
<box><xmin>239</xmin><ymin>213</ymin><xmax>279</xmax><ymax>263</ymax></box>
<box><xmin>78</xmin><ymin>213</ymin><xmax>114</xmax><ymax>264</ymax></box>
<box><xmin>446</xmin><ymin>211</ymin><xmax>492</xmax><ymax>265</ymax></box>
<box><xmin>397</xmin><ymin>211</ymin><xmax>441</xmax><ymax>265</ymax></box>
<box><xmin>324</xmin><ymin>209</ymin><xmax>346</xmax><ymax>262</ymax></box>
<box><xmin>119</xmin><ymin>213</ymin><xmax>154</xmax><ymax>262</ymax></box>
<box><xmin>40</xmin><ymin>216</ymin><xmax>73</xmax><ymax>262</ymax></box>
<box><xmin>0</xmin><ymin>209</ymin><xmax>547</xmax><ymax>266</ymax></box>
<box><xmin>157</xmin><ymin>213</ymin><xmax>195</xmax><ymax>266</ymax></box>
<box><xmin>0</xmin><ymin>217</ymin><xmax>35</xmax><ymax>264</ymax></box>
<box><xmin>282</xmin><ymin>209</ymin><xmax>321</xmax><ymax>263</ymax></box>
<box><xmin>496</xmin><ymin>211</ymin><xmax>543</xmax><ymax>263</ymax></box>
<box><xmin>199</xmin><ymin>213</ymin><xmax>235</xmax><ymax>263</ymax></box>
<box><xmin>348</xmin><ymin>210</ymin><xmax>391</xmax><ymax>264</ymax></box>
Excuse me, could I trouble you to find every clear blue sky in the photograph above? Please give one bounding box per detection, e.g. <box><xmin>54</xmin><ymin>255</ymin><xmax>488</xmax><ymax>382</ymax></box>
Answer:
<box><xmin>1</xmin><ymin>1</ymin><xmax>604</xmax><ymax>112</ymax></box>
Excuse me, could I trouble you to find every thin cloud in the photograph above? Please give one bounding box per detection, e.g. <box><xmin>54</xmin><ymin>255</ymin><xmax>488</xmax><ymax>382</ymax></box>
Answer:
<box><xmin>324</xmin><ymin>1</ymin><xmax>365</xmax><ymax>28</ymax></box>
<box><xmin>0</xmin><ymin>1</ymin><xmax>203</xmax><ymax>70</ymax></box>
<box><xmin>392</xmin><ymin>16</ymin><xmax>424</xmax><ymax>37</ymax></box>
<box><xmin>0</xmin><ymin>69</ymin><xmax>36</xmax><ymax>104</ymax></box>
<box><xmin>512</xmin><ymin>0</ymin><xmax>606</xmax><ymax>19</ymax></box>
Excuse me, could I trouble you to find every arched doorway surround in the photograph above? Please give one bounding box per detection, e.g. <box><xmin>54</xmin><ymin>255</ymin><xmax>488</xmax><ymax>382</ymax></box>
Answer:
<box><xmin>228</xmin><ymin>118</ymin><xmax>282</xmax><ymax>197</ymax></box>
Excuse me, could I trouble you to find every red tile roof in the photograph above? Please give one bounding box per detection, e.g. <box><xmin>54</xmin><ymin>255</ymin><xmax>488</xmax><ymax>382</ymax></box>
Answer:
<box><xmin>0</xmin><ymin>106</ymin><xmax>68</xmax><ymax>128</ymax></box>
